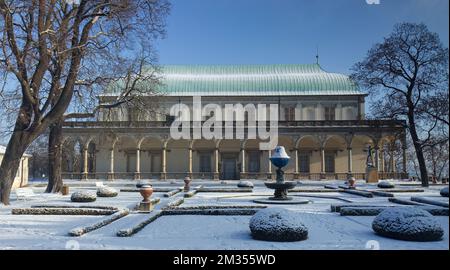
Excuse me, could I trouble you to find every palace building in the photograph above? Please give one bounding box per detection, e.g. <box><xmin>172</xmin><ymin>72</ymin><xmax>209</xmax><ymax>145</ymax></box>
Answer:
<box><xmin>0</xmin><ymin>145</ymin><xmax>30</xmax><ymax>189</ymax></box>
<box><xmin>62</xmin><ymin>64</ymin><xmax>408</xmax><ymax>181</ymax></box>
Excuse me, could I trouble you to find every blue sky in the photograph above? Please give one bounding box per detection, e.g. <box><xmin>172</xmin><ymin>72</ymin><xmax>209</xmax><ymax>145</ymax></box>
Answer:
<box><xmin>156</xmin><ymin>0</ymin><xmax>449</xmax><ymax>74</ymax></box>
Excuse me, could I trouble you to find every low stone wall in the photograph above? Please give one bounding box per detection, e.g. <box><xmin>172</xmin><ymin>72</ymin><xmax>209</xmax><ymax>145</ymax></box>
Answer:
<box><xmin>69</xmin><ymin>209</ymin><xmax>130</xmax><ymax>236</ymax></box>
<box><xmin>12</xmin><ymin>208</ymin><xmax>117</xmax><ymax>215</ymax></box>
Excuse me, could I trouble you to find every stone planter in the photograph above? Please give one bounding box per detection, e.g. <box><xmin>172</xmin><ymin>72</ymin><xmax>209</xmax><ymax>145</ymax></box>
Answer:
<box><xmin>139</xmin><ymin>185</ymin><xmax>153</xmax><ymax>202</ymax></box>
<box><xmin>347</xmin><ymin>177</ymin><xmax>356</xmax><ymax>188</ymax></box>
<box><xmin>184</xmin><ymin>176</ymin><xmax>192</xmax><ymax>192</ymax></box>
<box><xmin>61</xmin><ymin>185</ymin><xmax>70</xmax><ymax>196</ymax></box>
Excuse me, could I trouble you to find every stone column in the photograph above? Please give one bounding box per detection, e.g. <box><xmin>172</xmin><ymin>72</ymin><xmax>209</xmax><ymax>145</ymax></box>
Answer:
<box><xmin>188</xmin><ymin>147</ymin><xmax>193</xmax><ymax>177</ymax></box>
<box><xmin>82</xmin><ymin>147</ymin><xmax>89</xmax><ymax>180</ymax></box>
<box><xmin>294</xmin><ymin>149</ymin><xmax>299</xmax><ymax>179</ymax></box>
<box><xmin>347</xmin><ymin>147</ymin><xmax>353</xmax><ymax>177</ymax></box>
<box><xmin>134</xmin><ymin>148</ymin><xmax>141</xmax><ymax>180</ymax></box>
<box><xmin>390</xmin><ymin>148</ymin><xmax>395</xmax><ymax>173</ymax></box>
<box><xmin>214</xmin><ymin>148</ymin><xmax>219</xmax><ymax>180</ymax></box>
<box><xmin>316</xmin><ymin>103</ymin><xmax>322</xmax><ymax>120</ymax></box>
<box><xmin>161</xmin><ymin>147</ymin><xmax>167</xmax><ymax>180</ymax></box>
<box><xmin>240</xmin><ymin>148</ymin><xmax>246</xmax><ymax>179</ymax></box>
<box><xmin>267</xmin><ymin>150</ymin><xmax>272</xmax><ymax>179</ymax></box>
<box><xmin>320</xmin><ymin>147</ymin><xmax>326</xmax><ymax>179</ymax></box>
<box><xmin>107</xmin><ymin>148</ymin><xmax>114</xmax><ymax>181</ymax></box>
<box><xmin>380</xmin><ymin>148</ymin><xmax>385</xmax><ymax>172</ymax></box>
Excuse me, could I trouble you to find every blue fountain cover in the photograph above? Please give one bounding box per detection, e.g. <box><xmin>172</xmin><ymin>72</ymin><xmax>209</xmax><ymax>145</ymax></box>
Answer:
<box><xmin>270</xmin><ymin>146</ymin><xmax>290</xmax><ymax>168</ymax></box>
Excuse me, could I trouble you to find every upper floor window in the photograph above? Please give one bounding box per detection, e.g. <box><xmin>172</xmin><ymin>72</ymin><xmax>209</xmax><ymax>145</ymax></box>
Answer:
<box><xmin>284</xmin><ymin>107</ymin><xmax>295</xmax><ymax>121</ymax></box>
<box><xmin>324</xmin><ymin>106</ymin><xmax>336</xmax><ymax>121</ymax></box>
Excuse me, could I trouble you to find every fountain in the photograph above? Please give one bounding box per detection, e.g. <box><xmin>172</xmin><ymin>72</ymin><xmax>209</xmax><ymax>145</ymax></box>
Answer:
<box><xmin>254</xmin><ymin>146</ymin><xmax>309</xmax><ymax>204</ymax></box>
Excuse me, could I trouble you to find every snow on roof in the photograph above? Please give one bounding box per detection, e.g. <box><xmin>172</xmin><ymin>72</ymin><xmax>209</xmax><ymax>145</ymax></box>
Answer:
<box><xmin>0</xmin><ymin>145</ymin><xmax>31</xmax><ymax>157</ymax></box>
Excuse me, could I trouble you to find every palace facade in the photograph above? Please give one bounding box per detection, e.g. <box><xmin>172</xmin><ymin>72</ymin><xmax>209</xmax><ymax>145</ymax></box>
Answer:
<box><xmin>62</xmin><ymin>64</ymin><xmax>408</xmax><ymax>181</ymax></box>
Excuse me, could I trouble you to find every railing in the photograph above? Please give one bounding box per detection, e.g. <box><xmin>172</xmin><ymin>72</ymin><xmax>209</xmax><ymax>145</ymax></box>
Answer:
<box><xmin>63</xmin><ymin>119</ymin><xmax>406</xmax><ymax>129</ymax></box>
<box><xmin>62</xmin><ymin>171</ymin><xmax>408</xmax><ymax>181</ymax></box>
<box><xmin>379</xmin><ymin>172</ymin><xmax>409</xmax><ymax>180</ymax></box>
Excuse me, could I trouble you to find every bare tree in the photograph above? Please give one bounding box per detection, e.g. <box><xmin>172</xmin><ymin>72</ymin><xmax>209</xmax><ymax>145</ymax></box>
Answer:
<box><xmin>351</xmin><ymin>23</ymin><xmax>449</xmax><ymax>187</ymax></box>
<box><xmin>423</xmin><ymin>139</ymin><xmax>449</xmax><ymax>181</ymax></box>
<box><xmin>0</xmin><ymin>0</ymin><xmax>170</xmax><ymax>204</ymax></box>
<box><xmin>27</xmin><ymin>132</ymin><xmax>49</xmax><ymax>180</ymax></box>
<box><xmin>46</xmin><ymin>58</ymin><xmax>163</xmax><ymax>193</ymax></box>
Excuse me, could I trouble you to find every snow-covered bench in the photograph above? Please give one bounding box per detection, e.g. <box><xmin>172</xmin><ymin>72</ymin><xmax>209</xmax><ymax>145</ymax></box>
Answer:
<box><xmin>15</xmin><ymin>188</ymin><xmax>38</xmax><ymax>200</ymax></box>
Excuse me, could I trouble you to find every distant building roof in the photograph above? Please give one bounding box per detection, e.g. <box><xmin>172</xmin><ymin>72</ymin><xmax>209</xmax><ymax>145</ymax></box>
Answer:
<box><xmin>0</xmin><ymin>145</ymin><xmax>31</xmax><ymax>157</ymax></box>
<box><xmin>103</xmin><ymin>64</ymin><xmax>363</xmax><ymax>97</ymax></box>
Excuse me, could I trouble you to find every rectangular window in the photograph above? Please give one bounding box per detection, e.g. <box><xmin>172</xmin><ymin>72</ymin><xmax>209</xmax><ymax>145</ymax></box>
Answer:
<box><xmin>324</xmin><ymin>106</ymin><xmax>336</xmax><ymax>121</ymax></box>
<box><xmin>284</xmin><ymin>107</ymin><xmax>295</xmax><ymax>121</ymax></box>
<box><xmin>299</xmin><ymin>153</ymin><xmax>310</xmax><ymax>173</ymax></box>
<box><xmin>199</xmin><ymin>153</ymin><xmax>212</xmax><ymax>173</ymax></box>
<box><xmin>325</xmin><ymin>152</ymin><xmax>335</xmax><ymax>173</ymax></box>
<box><xmin>248</xmin><ymin>151</ymin><xmax>260</xmax><ymax>173</ymax></box>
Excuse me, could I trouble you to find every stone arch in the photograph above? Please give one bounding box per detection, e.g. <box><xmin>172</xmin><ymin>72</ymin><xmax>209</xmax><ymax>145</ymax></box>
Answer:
<box><xmin>137</xmin><ymin>136</ymin><xmax>163</xmax><ymax>149</ymax></box>
<box><xmin>296</xmin><ymin>135</ymin><xmax>320</xmax><ymax>149</ymax></box>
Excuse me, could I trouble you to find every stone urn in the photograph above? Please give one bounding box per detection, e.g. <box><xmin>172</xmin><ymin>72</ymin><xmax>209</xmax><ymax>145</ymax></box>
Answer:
<box><xmin>139</xmin><ymin>184</ymin><xmax>153</xmax><ymax>202</ymax></box>
<box><xmin>348</xmin><ymin>177</ymin><xmax>356</xmax><ymax>188</ymax></box>
<box><xmin>184</xmin><ymin>176</ymin><xmax>192</xmax><ymax>192</ymax></box>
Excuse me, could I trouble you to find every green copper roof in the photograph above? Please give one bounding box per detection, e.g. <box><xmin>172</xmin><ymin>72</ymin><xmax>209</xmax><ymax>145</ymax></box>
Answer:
<box><xmin>103</xmin><ymin>64</ymin><xmax>362</xmax><ymax>96</ymax></box>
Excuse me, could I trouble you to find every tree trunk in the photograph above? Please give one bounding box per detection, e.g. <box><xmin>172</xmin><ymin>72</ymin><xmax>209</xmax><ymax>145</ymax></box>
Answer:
<box><xmin>45</xmin><ymin>119</ymin><xmax>64</xmax><ymax>193</ymax></box>
<box><xmin>408</xmin><ymin>111</ymin><xmax>429</xmax><ymax>187</ymax></box>
<box><xmin>0</xmin><ymin>131</ymin><xmax>31</xmax><ymax>205</ymax></box>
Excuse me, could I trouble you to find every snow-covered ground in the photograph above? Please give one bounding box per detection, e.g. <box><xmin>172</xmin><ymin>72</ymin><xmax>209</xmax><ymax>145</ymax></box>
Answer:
<box><xmin>0</xmin><ymin>180</ymin><xmax>448</xmax><ymax>250</ymax></box>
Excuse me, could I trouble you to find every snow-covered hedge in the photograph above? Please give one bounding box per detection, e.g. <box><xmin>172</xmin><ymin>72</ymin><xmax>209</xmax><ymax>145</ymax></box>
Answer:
<box><xmin>97</xmin><ymin>187</ymin><xmax>118</xmax><ymax>197</ymax></box>
<box><xmin>237</xmin><ymin>181</ymin><xmax>254</xmax><ymax>188</ymax></box>
<box><xmin>377</xmin><ymin>181</ymin><xmax>395</xmax><ymax>189</ymax></box>
<box><xmin>249</xmin><ymin>208</ymin><xmax>308</xmax><ymax>242</ymax></box>
<box><xmin>69</xmin><ymin>209</ymin><xmax>129</xmax><ymax>236</ymax></box>
<box><xmin>71</xmin><ymin>191</ymin><xmax>97</xmax><ymax>202</ymax></box>
<box><xmin>372</xmin><ymin>208</ymin><xmax>444</xmax><ymax>241</ymax></box>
